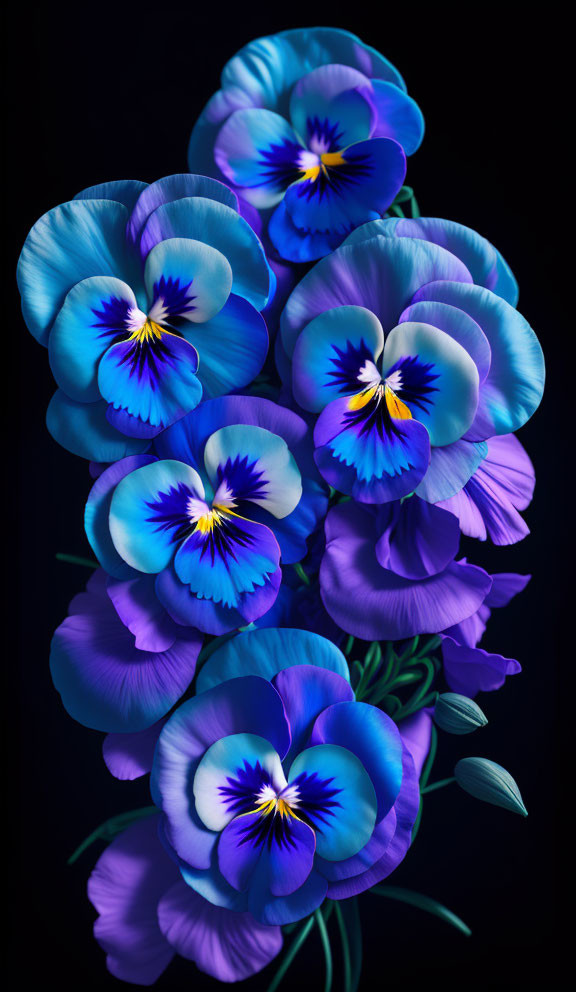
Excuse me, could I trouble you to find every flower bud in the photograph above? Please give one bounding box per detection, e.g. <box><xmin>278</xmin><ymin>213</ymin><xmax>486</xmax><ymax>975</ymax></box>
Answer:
<box><xmin>454</xmin><ymin>758</ymin><xmax>528</xmax><ymax>816</ymax></box>
<box><xmin>434</xmin><ymin>693</ymin><xmax>488</xmax><ymax>735</ymax></box>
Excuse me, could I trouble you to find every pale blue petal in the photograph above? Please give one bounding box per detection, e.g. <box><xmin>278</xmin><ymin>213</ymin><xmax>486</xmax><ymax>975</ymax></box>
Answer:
<box><xmin>109</xmin><ymin>459</ymin><xmax>205</xmax><ymax>573</ymax></box>
<box><xmin>144</xmin><ymin>237</ymin><xmax>232</xmax><ymax>323</ymax></box>
<box><xmin>46</xmin><ymin>390</ymin><xmax>149</xmax><ymax>461</ymax></box>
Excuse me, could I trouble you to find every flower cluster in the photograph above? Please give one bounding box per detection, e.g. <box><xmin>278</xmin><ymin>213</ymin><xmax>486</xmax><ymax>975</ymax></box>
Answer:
<box><xmin>19</xmin><ymin>26</ymin><xmax>543</xmax><ymax>989</ymax></box>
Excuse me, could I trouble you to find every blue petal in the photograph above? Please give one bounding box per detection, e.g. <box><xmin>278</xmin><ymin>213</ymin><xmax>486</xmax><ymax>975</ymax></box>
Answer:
<box><xmin>128</xmin><ymin>174</ymin><xmax>238</xmax><ymax>246</ymax></box>
<box><xmin>248</xmin><ymin>477</ymin><xmax>328</xmax><ymax>565</ymax></box>
<box><xmin>109</xmin><ymin>459</ymin><xmax>205</xmax><ymax>573</ymax></box>
<box><xmin>139</xmin><ymin>197</ymin><xmax>271</xmax><ymax>311</ymax></box>
<box><xmin>371</xmin><ymin>80</ymin><xmax>424</xmax><ymax>155</ymax></box>
<box><xmin>197</xmin><ymin>627</ymin><xmax>350</xmax><ymax>694</ymax></box>
<box><xmin>180</xmin><ymin>294</ymin><xmax>268</xmax><ymax>399</ymax></box>
<box><xmin>268</xmin><ymin>199</ymin><xmax>339</xmax><ymax>262</ymax></box>
<box><xmin>75</xmin><ymin>180</ymin><xmax>149</xmax><ymax>212</ymax></box>
<box><xmin>412</xmin><ymin>280</ymin><xmax>544</xmax><ymax>436</ymax></box>
<box><xmin>18</xmin><ymin>199</ymin><xmax>141</xmax><ymax>346</ymax></box>
<box><xmin>99</xmin><ymin>330</ymin><xmax>202</xmax><ymax>438</ymax></box>
<box><xmin>399</xmin><ymin>300</ymin><xmax>491</xmax><ymax>384</ymax></box>
<box><xmin>48</xmin><ymin>275</ymin><xmax>138</xmax><ymax>402</ymax></box>
<box><xmin>85</xmin><ymin>454</ymin><xmax>158</xmax><ymax>579</ymax></box>
<box><xmin>203</xmin><ymin>424</ymin><xmax>302</xmax><ymax>519</ymax></box>
<box><xmin>248</xmin><ymin>867</ymin><xmax>327</xmax><ymax>926</ymax></box>
<box><xmin>272</xmin><ymin>664</ymin><xmax>354</xmax><ymax>763</ymax></box>
<box><xmin>280</xmin><ymin>236</ymin><xmax>473</xmax><ymax>360</ymax></box>
<box><xmin>144</xmin><ymin>237</ymin><xmax>232</xmax><ymax>323</ymax></box>
<box><xmin>314</xmin><ymin>393</ymin><xmax>431</xmax><ymax>502</ymax></box>
<box><xmin>288</xmin><ymin>744</ymin><xmax>377</xmax><ymax>860</ymax></box>
<box><xmin>292</xmin><ymin>305</ymin><xmax>384</xmax><ymax>413</ymax></box>
<box><xmin>282</xmin><ymin>137</ymin><xmax>405</xmax><ymax>235</ymax></box>
<box><xmin>218</xmin><ymin>810</ymin><xmax>315</xmax><ymax>897</ymax></box>
<box><xmin>174</xmin><ymin>514</ymin><xmax>280</xmax><ymax>609</ymax></box>
<box><xmin>156</xmin><ymin>562</ymin><xmax>282</xmax><ymax>636</ymax></box>
<box><xmin>46</xmin><ymin>390</ymin><xmax>150</xmax><ymax>461</ymax></box>
<box><xmin>289</xmin><ymin>64</ymin><xmax>375</xmax><ymax>149</ymax></box>
<box><xmin>310</xmin><ymin>700</ymin><xmax>404</xmax><ymax>821</ymax></box>
<box><xmin>363</xmin><ymin>216</ymin><xmax>518</xmax><ymax>304</ymax></box>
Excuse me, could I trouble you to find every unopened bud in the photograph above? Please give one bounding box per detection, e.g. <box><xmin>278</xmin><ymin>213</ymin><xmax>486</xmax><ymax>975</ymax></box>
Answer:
<box><xmin>434</xmin><ymin>693</ymin><xmax>488</xmax><ymax>735</ymax></box>
<box><xmin>454</xmin><ymin>758</ymin><xmax>528</xmax><ymax>816</ymax></box>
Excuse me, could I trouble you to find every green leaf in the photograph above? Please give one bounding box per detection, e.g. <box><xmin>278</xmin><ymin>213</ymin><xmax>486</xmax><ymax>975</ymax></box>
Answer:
<box><xmin>267</xmin><ymin>916</ymin><xmax>316</xmax><ymax>992</ymax></box>
<box><xmin>370</xmin><ymin>885</ymin><xmax>471</xmax><ymax>937</ymax></box>
<box><xmin>315</xmin><ymin>909</ymin><xmax>333</xmax><ymax>992</ymax></box>
<box><xmin>56</xmin><ymin>552</ymin><xmax>98</xmax><ymax>568</ymax></box>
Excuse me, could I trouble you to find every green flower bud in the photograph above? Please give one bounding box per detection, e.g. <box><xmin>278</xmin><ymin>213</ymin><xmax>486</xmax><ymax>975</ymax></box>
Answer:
<box><xmin>454</xmin><ymin>758</ymin><xmax>528</xmax><ymax>816</ymax></box>
<box><xmin>434</xmin><ymin>693</ymin><xmax>488</xmax><ymax>735</ymax></box>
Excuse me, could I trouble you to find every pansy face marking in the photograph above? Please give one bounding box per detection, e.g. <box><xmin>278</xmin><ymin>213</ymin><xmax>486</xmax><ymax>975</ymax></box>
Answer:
<box><xmin>109</xmin><ymin>423</ymin><xmax>303</xmax><ymax>633</ymax></box>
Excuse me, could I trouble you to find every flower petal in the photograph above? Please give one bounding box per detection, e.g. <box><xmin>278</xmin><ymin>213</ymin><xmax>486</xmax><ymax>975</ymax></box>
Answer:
<box><xmin>370</xmin><ymin>79</ymin><xmax>424</xmax><ymax>154</ymax></box>
<box><xmin>289</xmin><ymin>64</ymin><xmax>376</xmax><ymax>148</ymax></box>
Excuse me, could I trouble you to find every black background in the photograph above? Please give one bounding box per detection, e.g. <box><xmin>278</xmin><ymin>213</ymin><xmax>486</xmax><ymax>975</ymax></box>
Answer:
<box><xmin>7</xmin><ymin>4</ymin><xmax>564</xmax><ymax>989</ymax></box>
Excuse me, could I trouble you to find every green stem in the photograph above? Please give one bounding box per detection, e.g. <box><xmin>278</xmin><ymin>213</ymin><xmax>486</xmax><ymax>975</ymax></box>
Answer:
<box><xmin>333</xmin><ymin>903</ymin><xmax>351</xmax><ymax>992</ymax></box>
<box><xmin>344</xmin><ymin>635</ymin><xmax>355</xmax><ymax>657</ymax></box>
<box><xmin>370</xmin><ymin>885</ymin><xmax>471</xmax><ymax>937</ymax></box>
<box><xmin>420</xmin><ymin>724</ymin><xmax>438</xmax><ymax>789</ymax></box>
<box><xmin>56</xmin><ymin>553</ymin><xmax>98</xmax><ymax>568</ymax></box>
<box><xmin>421</xmin><ymin>776</ymin><xmax>456</xmax><ymax>795</ymax></box>
<box><xmin>315</xmin><ymin>909</ymin><xmax>333</xmax><ymax>992</ymax></box>
<box><xmin>267</xmin><ymin>916</ymin><xmax>316</xmax><ymax>992</ymax></box>
<box><xmin>68</xmin><ymin>806</ymin><xmax>156</xmax><ymax>864</ymax></box>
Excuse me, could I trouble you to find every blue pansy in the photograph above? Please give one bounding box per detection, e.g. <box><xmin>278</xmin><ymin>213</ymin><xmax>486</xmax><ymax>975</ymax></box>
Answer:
<box><xmin>281</xmin><ymin>234</ymin><xmax>544</xmax><ymax>503</ymax></box>
<box><xmin>85</xmin><ymin>396</ymin><xmax>326</xmax><ymax>635</ymax></box>
<box><xmin>17</xmin><ymin>175</ymin><xmax>272</xmax><ymax>459</ymax></box>
<box><xmin>188</xmin><ymin>28</ymin><xmax>424</xmax><ymax>262</ymax></box>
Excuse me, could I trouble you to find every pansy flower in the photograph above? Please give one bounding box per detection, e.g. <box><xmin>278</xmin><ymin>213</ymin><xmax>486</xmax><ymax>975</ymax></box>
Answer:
<box><xmin>150</xmin><ymin>628</ymin><xmax>431</xmax><ymax>925</ymax></box>
<box><xmin>281</xmin><ymin>233</ymin><xmax>544</xmax><ymax>503</ymax></box>
<box><xmin>86</xmin><ymin>397</ymin><xmax>326</xmax><ymax>635</ymax></box>
<box><xmin>188</xmin><ymin>27</ymin><xmax>423</xmax><ymax>262</ymax></box>
<box><xmin>17</xmin><ymin>175</ymin><xmax>271</xmax><ymax>460</ymax></box>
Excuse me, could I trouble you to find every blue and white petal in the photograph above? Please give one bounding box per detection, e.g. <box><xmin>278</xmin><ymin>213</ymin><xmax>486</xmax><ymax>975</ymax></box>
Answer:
<box><xmin>292</xmin><ymin>306</ymin><xmax>384</xmax><ymax>413</ymax></box>
<box><xmin>139</xmin><ymin>196</ymin><xmax>271</xmax><ymax>311</ymax></box>
<box><xmin>144</xmin><ymin>238</ymin><xmax>233</xmax><ymax>324</ymax></box>
<box><xmin>214</xmin><ymin>108</ymin><xmax>304</xmax><ymax>206</ymax></box>
<box><xmin>382</xmin><ymin>321</ymin><xmax>480</xmax><ymax>446</ymax></box>
<box><xmin>109</xmin><ymin>459</ymin><xmax>205</xmax><ymax>573</ymax></box>
<box><xmin>48</xmin><ymin>276</ymin><xmax>138</xmax><ymax>403</ymax></box>
<box><xmin>203</xmin><ymin>425</ymin><xmax>302</xmax><ymax>518</ymax></box>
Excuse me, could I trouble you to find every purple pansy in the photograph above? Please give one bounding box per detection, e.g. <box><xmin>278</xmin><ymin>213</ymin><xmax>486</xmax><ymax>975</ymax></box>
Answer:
<box><xmin>150</xmin><ymin>628</ymin><xmax>429</xmax><ymax>925</ymax></box>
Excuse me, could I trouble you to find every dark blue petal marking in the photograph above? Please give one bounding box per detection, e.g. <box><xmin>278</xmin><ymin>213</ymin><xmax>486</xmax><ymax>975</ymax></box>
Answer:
<box><xmin>151</xmin><ymin>275</ymin><xmax>196</xmax><ymax>319</ymax></box>
<box><xmin>290</xmin><ymin>770</ymin><xmax>343</xmax><ymax>832</ymax></box>
<box><xmin>305</xmin><ymin>116</ymin><xmax>345</xmax><ymax>154</ymax></box>
<box><xmin>91</xmin><ymin>295</ymin><xmax>134</xmax><ymax>343</ymax></box>
<box><xmin>219</xmin><ymin>760</ymin><xmax>275</xmax><ymax>817</ymax></box>
<box><xmin>216</xmin><ymin>455</ymin><xmax>269</xmax><ymax>504</ymax></box>
<box><xmin>258</xmin><ymin>139</ymin><xmax>306</xmax><ymax>189</ymax></box>
<box><xmin>145</xmin><ymin>482</ymin><xmax>195</xmax><ymax>544</ymax></box>
<box><xmin>386</xmin><ymin>355</ymin><xmax>440</xmax><ymax>414</ymax></box>
<box><xmin>326</xmin><ymin>338</ymin><xmax>375</xmax><ymax>393</ymax></box>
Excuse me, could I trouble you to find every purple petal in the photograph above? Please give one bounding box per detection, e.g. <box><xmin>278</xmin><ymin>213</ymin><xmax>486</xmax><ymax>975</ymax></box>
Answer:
<box><xmin>218</xmin><ymin>811</ymin><xmax>316</xmax><ymax>896</ymax></box>
<box><xmin>442</xmin><ymin>637</ymin><xmax>522</xmax><ymax>696</ymax></box>
<box><xmin>106</xmin><ymin>574</ymin><xmax>181</xmax><ymax>652</ymax></box>
<box><xmin>375</xmin><ymin>498</ymin><xmax>461</xmax><ymax>579</ymax></box>
<box><xmin>320</xmin><ymin>502</ymin><xmax>492</xmax><ymax>640</ymax></box>
<box><xmin>157</xmin><ymin>881</ymin><xmax>282</xmax><ymax>982</ymax></box>
<box><xmin>103</xmin><ymin>720</ymin><xmax>165</xmax><ymax>780</ymax></box>
<box><xmin>88</xmin><ymin>815</ymin><xmax>178</xmax><ymax>986</ymax></box>
<box><xmin>272</xmin><ymin>664</ymin><xmax>354</xmax><ymax>762</ymax></box>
